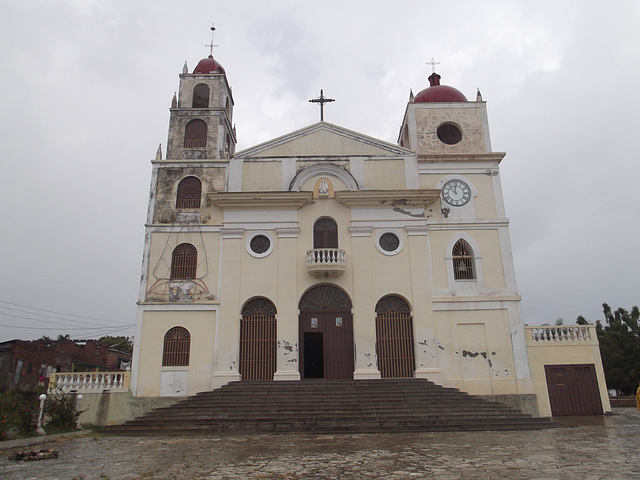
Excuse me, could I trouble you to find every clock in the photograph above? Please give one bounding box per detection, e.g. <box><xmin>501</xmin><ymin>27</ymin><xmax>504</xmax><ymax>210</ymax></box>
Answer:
<box><xmin>442</xmin><ymin>179</ymin><xmax>471</xmax><ymax>206</ymax></box>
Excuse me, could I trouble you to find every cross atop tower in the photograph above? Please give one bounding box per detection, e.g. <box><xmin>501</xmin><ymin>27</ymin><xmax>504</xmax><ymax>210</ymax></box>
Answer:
<box><xmin>205</xmin><ymin>24</ymin><xmax>218</xmax><ymax>57</ymax></box>
<box><xmin>308</xmin><ymin>89</ymin><xmax>335</xmax><ymax>121</ymax></box>
<box><xmin>426</xmin><ymin>57</ymin><xmax>440</xmax><ymax>74</ymax></box>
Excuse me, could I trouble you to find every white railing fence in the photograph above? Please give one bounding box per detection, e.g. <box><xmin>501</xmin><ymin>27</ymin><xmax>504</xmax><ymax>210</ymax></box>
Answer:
<box><xmin>48</xmin><ymin>371</ymin><xmax>130</xmax><ymax>393</ymax></box>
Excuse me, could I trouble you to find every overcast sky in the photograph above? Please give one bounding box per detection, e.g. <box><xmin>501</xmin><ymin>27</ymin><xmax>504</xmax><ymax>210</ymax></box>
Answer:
<box><xmin>0</xmin><ymin>0</ymin><xmax>638</xmax><ymax>342</ymax></box>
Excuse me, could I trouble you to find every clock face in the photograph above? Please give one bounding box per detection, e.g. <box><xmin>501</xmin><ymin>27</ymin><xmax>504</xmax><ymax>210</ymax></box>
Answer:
<box><xmin>442</xmin><ymin>179</ymin><xmax>471</xmax><ymax>206</ymax></box>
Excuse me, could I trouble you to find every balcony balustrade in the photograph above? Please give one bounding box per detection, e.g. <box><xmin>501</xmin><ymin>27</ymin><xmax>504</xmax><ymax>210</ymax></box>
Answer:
<box><xmin>306</xmin><ymin>248</ymin><xmax>346</xmax><ymax>278</ymax></box>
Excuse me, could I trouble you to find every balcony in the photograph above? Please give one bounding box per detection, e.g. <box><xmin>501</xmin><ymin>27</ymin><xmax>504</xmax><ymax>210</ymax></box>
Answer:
<box><xmin>306</xmin><ymin>248</ymin><xmax>346</xmax><ymax>278</ymax></box>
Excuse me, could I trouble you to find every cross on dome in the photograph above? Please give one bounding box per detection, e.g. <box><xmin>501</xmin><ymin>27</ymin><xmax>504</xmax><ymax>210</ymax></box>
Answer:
<box><xmin>205</xmin><ymin>24</ymin><xmax>218</xmax><ymax>57</ymax></box>
<box><xmin>426</xmin><ymin>57</ymin><xmax>440</xmax><ymax>74</ymax></box>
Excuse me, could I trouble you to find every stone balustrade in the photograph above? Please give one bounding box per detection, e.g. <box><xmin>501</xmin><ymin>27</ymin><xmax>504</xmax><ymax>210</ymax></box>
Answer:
<box><xmin>526</xmin><ymin>325</ymin><xmax>595</xmax><ymax>343</ymax></box>
<box><xmin>306</xmin><ymin>248</ymin><xmax>346</xmax><ymax>278</ymax></box>
<box><xmin>48</xmin><ymin>371</ymin><xmax>130</xmax><ymax>393</ymax></box>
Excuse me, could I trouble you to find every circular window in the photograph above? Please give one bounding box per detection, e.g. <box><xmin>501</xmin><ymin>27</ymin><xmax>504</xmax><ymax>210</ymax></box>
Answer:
<box><xmin>246</xmin><ymin>233</ymin><xmax>274</xmax><ymax>258</ymax></box>
<box><xmin>379</xmin><ymin>233</ymin><xmax>400</xmax><ymax>252</ymax></box>
<box><xmin>375</xmin><ymin>230</ymin><xmax>404</xmax><ymax>256</ymax></box>
<box><xmin>437</xmin><ymin>123</ymin><xmax>462</xmax><ymax>145</ymax></box>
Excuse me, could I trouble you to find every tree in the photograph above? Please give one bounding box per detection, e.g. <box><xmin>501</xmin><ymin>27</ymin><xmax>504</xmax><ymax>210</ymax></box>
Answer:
<box><xmin>592</xmin><ymin>303</ymin><xmax>640</xmax><ymax>395</ymax></box>
<box><xmin>98</xmin><ymin>335</ymin><xmax>133</xmax><ymax>354</ymax></box>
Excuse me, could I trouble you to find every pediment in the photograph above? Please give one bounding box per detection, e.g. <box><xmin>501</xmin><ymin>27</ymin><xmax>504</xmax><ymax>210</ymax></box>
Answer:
<box><xmin>234</xmin><ymin>122</ymin><xmax>413</xmax><ymax>158</ymax></box>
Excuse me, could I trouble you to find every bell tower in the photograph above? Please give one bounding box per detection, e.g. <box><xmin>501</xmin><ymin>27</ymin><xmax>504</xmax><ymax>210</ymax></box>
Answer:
<box><xmin>165</xmin><ymin>32</ymin><xmax>236</xmax><ymax>160</ymax></box>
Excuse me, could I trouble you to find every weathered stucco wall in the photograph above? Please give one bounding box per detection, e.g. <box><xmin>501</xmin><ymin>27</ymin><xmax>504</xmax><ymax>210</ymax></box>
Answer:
<box><xmin>77</xmin><ymin>391</ymin><xmax>180</xmax><ymax>426</ymax></box>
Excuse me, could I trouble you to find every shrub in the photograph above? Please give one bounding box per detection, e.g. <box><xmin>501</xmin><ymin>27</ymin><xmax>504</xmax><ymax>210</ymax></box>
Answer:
<box><xmin>44</xmin><ymin>393</ymin><xmax>82</xmax><ymax>429</ymax></box>
<box><xmin>0</xmin><ymin>390</ymin><xmax>37</xmax><ymax>440</ymax></box>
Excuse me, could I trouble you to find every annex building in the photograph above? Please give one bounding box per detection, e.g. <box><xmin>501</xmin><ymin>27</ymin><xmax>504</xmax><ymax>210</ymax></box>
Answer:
<box><xmin>129</xmin><ymin>47</ymin><xmax>610</xmax><ymax>418</ymax></box>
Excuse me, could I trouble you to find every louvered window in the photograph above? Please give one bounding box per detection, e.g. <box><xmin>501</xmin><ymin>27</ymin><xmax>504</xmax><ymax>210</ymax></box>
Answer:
<box><xmin>171</xmin><ymin>243</ymin><xmax>197</xmax><ymax>279</ymax></box>
<box><xmin>162</xmin><ymin>327</ymin><xmax>190</xmax><ymax>366</ymax></box>
<box><xmin>184</xmin><ymin>120</ymin><xmax>207</xmax><ymax>148</ymax></box>
<box><xmin>176</xmin><ymin>177</ymin><xmax>202</xmax><ymax>209</ymax></box>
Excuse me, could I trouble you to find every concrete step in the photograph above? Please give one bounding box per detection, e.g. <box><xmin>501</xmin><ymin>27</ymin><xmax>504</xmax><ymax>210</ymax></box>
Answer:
<box><xmin>101</xmin><ymin>379</ymin><xmax>556</xmax><ymax>435</ymax></box>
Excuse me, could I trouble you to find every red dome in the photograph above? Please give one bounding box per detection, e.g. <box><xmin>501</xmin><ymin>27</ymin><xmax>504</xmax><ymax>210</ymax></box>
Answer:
<box><xmin>193</xmin><ymin>56</ymin><xmax>226</xmax><ymax>74</ymax></box>
<box><xmin>414</xmin><ymin>72</ymin><xmax>467</xmax><ymax>103</ymax></box>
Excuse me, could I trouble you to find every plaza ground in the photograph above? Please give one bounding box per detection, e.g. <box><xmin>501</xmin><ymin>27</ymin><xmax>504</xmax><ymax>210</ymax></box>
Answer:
<box><xmin>1</xmin><ymin>408</ymin><xmax>638</xmax><ymax>479</ymax></box>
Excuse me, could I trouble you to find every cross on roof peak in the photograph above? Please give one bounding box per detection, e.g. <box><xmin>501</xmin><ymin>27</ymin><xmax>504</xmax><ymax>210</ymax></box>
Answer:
<box><xmin>308</xmin><ymin>89</ymin><xmax>335</xmax><ymax>121</ymax></box>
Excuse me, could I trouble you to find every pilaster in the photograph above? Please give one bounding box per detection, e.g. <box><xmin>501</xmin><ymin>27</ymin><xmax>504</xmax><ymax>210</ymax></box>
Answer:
<box><xmin>405</xmin><ymin>225</ymin><xmax>443</xmax><ymax>384</ymax></box>
<box><xmin>349</xmin><ymin>226</ymin><xmax>381</xmax><ymax>379</ymax></box>
<box><xmin>274</xmin><ymin>227</ymin><xmax>301</xmax><ymax>381</ymax></box>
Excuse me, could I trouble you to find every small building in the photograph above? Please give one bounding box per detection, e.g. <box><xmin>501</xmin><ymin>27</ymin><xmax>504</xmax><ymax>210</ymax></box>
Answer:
<box><xmin>0</xmin><ymin>339</ymin><xmax>132</xmax><ymax>393</ymax></box>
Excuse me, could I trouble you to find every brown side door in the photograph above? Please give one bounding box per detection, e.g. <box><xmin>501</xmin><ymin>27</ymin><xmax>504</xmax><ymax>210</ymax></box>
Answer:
<box><xmin>545</xmin><ymin>364</ymin><xmax>603</xmax><ymax>416</ymax></box>
<box><xmin>299</xmin><ymin>311</ymin><xmax>353</xmax><ymax>379</ymax></box>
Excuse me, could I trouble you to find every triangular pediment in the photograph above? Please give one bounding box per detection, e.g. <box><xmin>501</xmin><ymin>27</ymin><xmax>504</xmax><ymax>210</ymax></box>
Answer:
<box><xmin>234</xmin><ymin>122</ymin><xmax>413</xmax><ymax>158</ymax></box>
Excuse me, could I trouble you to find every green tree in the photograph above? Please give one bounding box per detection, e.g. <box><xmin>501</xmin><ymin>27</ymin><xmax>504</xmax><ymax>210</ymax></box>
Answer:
<box><xmin>593</xmin><ymin>303</ymin><xmax>640</xmax><ymax>395</ymax></box>
<box><xmin>98</xmin><ymin>335</ymin><xmax>133</xmax><ymax>354</ymax></box>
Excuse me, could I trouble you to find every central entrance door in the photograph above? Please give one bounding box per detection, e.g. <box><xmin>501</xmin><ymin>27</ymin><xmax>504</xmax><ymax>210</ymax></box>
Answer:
<box><xmin>299</xmin><ymin>285</ymin><xmax>354</xmax><ymax>379</ymax></box>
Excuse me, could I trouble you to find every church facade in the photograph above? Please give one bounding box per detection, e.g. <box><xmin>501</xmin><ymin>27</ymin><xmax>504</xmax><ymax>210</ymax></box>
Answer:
<box><xmin>129</xmin><ymin>49</ymin><xmax>610</xmax><ymax>418</ymax></box>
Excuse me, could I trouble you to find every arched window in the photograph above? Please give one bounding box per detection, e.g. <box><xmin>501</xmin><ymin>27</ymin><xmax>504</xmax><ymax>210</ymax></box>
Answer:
<box><xmin>176</xmin><ymin>177</ymin><xmax>202</xmax><ymax>209</ymax></box>
<box><xmin>192</xmin><ymin>84</ymin><xmax>209</xmax><ymax>108</ymax></box>
<box><xmin>171</xmin><ymin>243</ymin><xmax>197</xmax><ymax>279</ymax></box>
<box><xmin>453</xmin><ymin>239</ymin><xmax>476</xmax><ymax>280</ymax></box>
<box><xmin>162</xmin><ymin>326</ymin><xmax>190</xmax><ymax>366</ymax></box>
<box><xmin>184</xmin><ymin>120</ymin><xmax>207</xmax><ymax>148</ymax></box>
<box><xmin>313</xmin><ymin>218</ymin><xmax>338</xmax><ymax>249</ymax></box>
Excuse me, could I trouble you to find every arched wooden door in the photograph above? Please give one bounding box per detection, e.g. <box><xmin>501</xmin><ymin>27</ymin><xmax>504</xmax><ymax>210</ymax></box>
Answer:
<box><xmin>299</xmin><ymin>285</ymin><xmax>353</xmax><ymax>379</ymax></box>
<box><xmin>375</xmin><ymin>295</ymin><xmax>415</xmax><ymax>378</ymax></box>
<box><xmin>240</xmin><ymin>297</ymin><xmax>277</xmax><ymax>381</ymax></box>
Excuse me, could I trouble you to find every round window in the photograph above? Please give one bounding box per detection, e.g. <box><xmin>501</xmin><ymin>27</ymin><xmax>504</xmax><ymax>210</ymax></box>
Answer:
<box><xmin>249</xmin><ymin>235</ymin><xmax>271</xmax><ymax>255</ymax></box>
<box><xmin>437</xmin><ymin>123</ymin><xmax>462</xmax><ymax>145</ymax></box>
<box><xmin>379</xmin><ymin>232</ymin><xmax>400</xmax><ymax>252</ymax></box>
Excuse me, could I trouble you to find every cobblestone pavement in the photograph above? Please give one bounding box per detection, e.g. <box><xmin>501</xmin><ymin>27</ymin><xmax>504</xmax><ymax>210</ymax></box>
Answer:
<box><xmin>1</xmin><ymin>409</ymin><xmax>639</xmax><ymax>480</ymax></box>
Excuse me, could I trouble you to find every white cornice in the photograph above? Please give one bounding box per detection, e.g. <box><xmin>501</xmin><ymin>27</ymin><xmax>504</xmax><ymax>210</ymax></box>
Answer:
<box><xmin>208</xmin><ymin>191</ymin><xmax>313</xmax><ymax>210</ymax></box>
<box><xmin>417</xmin><ymin>153</ymin><xmax>506</xmax><ymax>164</ymax></box>
<box><xmin>335</xmin><ymin>189</ymin><xmax>440</xmax><ymax>208</ymax></box>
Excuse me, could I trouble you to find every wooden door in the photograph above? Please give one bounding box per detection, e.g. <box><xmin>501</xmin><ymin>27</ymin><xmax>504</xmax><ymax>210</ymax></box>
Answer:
<box><xmin>545</xmin><ymin>364</ymin><xmax>603</xmax><ymax>416</ymax></box>
<box><xmin>299</xmin><ymin>311</ymin><xmax>354</xmax><ymax>379</ymax></box>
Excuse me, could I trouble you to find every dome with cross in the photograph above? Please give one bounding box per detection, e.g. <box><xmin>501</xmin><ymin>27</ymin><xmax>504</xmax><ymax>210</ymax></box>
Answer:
<box><xmin>414</xmin><ymin>72</ymin><xmax>467</xmax><ymax>103</ymax></box>
<box><xmin>193</xmin><ymin>55</ymin><xmax>226</xmax><ymax>74</ymax></box>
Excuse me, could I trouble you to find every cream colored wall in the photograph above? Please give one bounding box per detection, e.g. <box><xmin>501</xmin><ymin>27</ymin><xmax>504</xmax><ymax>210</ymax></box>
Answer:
<box><xmin>136</xmin><ymin>310</ymin><xmax>217</xmax><ymax>397</ymax></box>
<box><xmin>468</xmin><ymin>174</ymin><xmax>497</xmax><ymax>219</ymax></box>
<box><xmin>418</xmin><ymin>173</ymin><xmax>497</xmax><ymax>219</ymax></box>
<box><xmin>414</xmin><ymin>106</ymin><xmax>487</xmax><ymax>154</ymax></box>
<box><xmin>429</xmin><ymin>229</ymin><xmax>505</xmax><ymax>291</ymax></box>
<box><xmin>364</xmin><ymin>160</ymin><xmax>406</xmax><ymax>189</ymax></box>
<box><xmin>434</xmin><ymin>309</ymin><xmax>518</xmax><ymax>395</ymax></box>
<box><xmin>144</xmin><ymin>231</ymin><xmax>220</xmax><ymax>303</ymax></box>
<box><xmin>525</xmin><ymin>327</ymin><xmax>611</xmax><ymax>417</ymax></box>
<box><xmin>242</xmin><ymin>161</ymin><xmax>282</xmax><ymax>191</ymax></box>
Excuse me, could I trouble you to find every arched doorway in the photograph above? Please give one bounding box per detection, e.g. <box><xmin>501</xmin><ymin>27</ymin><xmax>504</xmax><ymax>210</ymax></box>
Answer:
<box><xmin>375</xmin><ymin>295</ymin><xmax>415</xmax><ymax>378</ymax></box>
<box><xmin>240</xmin><ymin>297</ymin><xmax>277</xmax><ymax>381</ymax></box>
<box><xmin>299</xmin><ymin>285</ymin><xmax>354</xmax><ymax>379</ymax></box>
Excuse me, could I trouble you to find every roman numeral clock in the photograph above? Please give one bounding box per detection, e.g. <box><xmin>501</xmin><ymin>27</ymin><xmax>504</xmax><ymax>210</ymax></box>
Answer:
<box><xmin>441</xmin><ymin>179</ymin><xmax>471</xmax><ymax>206</ymax></box>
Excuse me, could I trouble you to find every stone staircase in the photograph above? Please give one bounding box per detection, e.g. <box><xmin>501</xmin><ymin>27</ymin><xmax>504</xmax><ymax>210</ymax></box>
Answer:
<box><xmin>102</xmin><ymin>379</ymin><xmax>557</xmax><ymax>435</ymax></box>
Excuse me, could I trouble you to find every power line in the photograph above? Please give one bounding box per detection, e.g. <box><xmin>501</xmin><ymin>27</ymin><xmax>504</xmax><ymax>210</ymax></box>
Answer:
<box><xmin>0</xmin><ymin>309</ymin><xmax>130</xmax><ymax>329</ymax></box>
<box><xmin>0</xmin><ymin>299</ymin><xmax>130</xmax><ymax>326</ymax></box>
